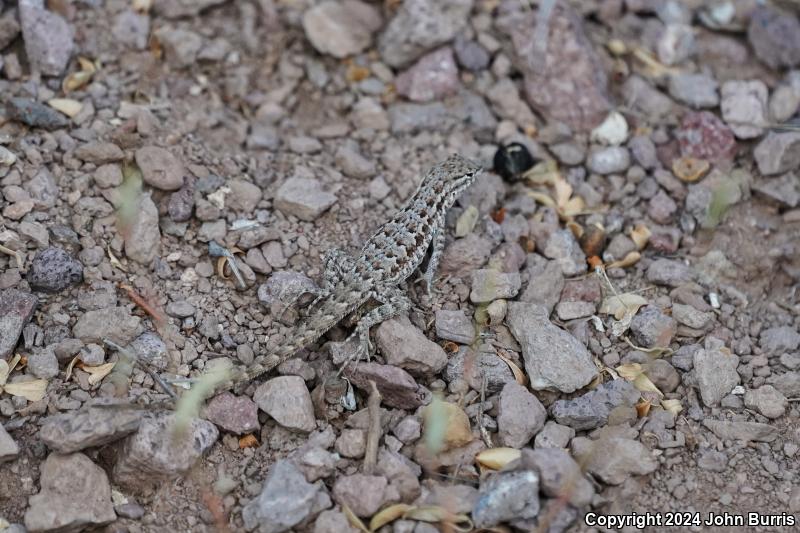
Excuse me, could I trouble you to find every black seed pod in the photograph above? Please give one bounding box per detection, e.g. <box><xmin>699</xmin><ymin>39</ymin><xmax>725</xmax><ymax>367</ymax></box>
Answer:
<box><xmin>493</xmin><ymin>143</ymin><xmax>536</xmax><ymax>181</ymax></box>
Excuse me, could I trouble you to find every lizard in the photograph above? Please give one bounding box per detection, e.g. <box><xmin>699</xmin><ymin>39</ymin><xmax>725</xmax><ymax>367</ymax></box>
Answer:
<box><xmin>226</xmin><ymin>154</ymin><xmax>483</xmax><ymax>391</ymax></box>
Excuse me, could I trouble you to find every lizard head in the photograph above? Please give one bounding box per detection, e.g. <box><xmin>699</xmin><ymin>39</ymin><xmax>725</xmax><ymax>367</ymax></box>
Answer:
<box><xmin>429</xmin><ymin>154</ymin><xmax>483</xmax><ymax>198</ymax></box>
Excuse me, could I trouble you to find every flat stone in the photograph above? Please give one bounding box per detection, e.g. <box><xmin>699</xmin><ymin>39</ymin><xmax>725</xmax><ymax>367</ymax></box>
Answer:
<box><xmin>587</xmin><ymin>146</ymin><xmax>631</xmax><ymax>174</ymax></box>
<box><xmin>743</xmin><ymin>385</ymin><xmax>787</xmax><ymax>419</ymax></box>
<box><xmin>303</xmin><ymin>0</ymin><xmax>382</xmax><ymax>58</ymax></box>
<box><xmin>112</xmin><ymin>413</ymin><xmax>218</xmax><ymax>493</ymax></box>
<box><xmin>720</xmin><ymin>80</ymin><xmax>768</xmax><ymax>139</ymax></box>
<box><xmin>243</xmin><ymin>460</ymin><xmax>324</xmax><ymax>532</ymax></box>
<box><xmin>39</xmin><ymin>401</ymin><xmax>145</xmax><ymax>453</ymax></box>
<box><xmin>534</xmin><ymin>421</ymin><xmax>575</xmax><ymax>449</ymax></box>
<box><xmin>573</xmin><ymin>437</ymin><xmax>658</xmax><ymax>485</ymax></box>
<box><xmin>274</xmin><ymin>177</ymin><xmax>337</xmax><ymax>222</ymax></box>
<box><xmin>227</xmin><ymin>179</ymin><xmax>263</xmax><ymax>213</ymax></box>
<box><xmin>378</xmin><ymin>0</ymin><xmax>473</xmax><ymax>68</ymax></box>
<box><xmin>72</xmin><ymin>306</ymin><xmax>141</xmax><ymax>346</ymax></box>
<box><xmin>24</xmin><ymin>452</ymin><xmax>115</xmax><ymax>532</ymax></box>
<box><xmin>512</xmin><ymin>4</ymin><xmax>611</xmax><ymax>132</ymax></box>
<box><xmin>519</xmin><ymin>255</ymin><xmax>564</xmax><ymax>314</ymax></box>
<box><xmin>254</xmin><ymin>376</ymin><xmax>316</xmax><ymax>433</ymax></box>
<box><xmin>668</xmin><ymin>72</ymin><xmax>719</xmax><ymax>108</ymax></box>
<box><xmin>344</xmin><ymin>362</ymin><xmax>429</xmax><ymax>409</ymax></box>
<box><xmin>702</xmin><ymin>419</ymin><xmax>778</xmax><ymax>442</ymax></box>
<box><xmin>521</xmin><ymin>448</ymin><xmax>594</xmax><ymax>507</ymax></box>
<box><xmin>497</xmin><ymin>382</ymin><xmax>546</xmax><ymax>448</ymax></box>
<box><xmin>135</xmin><ymin>146</ymin><xmax>185</xmax><ymax>191</ymax></box>
<box><xmin>754</xmin><ymin>132</ymin><xmax>800</xmax><ymax>176</ymax></box>
<box><xmin>747</xmin><ymin>6</ymin><xmax>800</xmax><ymax>69</ymax></box>
<box><xmin>434</xmin><ymin>309</ymin><xmax>475</xmax><ymax>344</ymax></box>
<box><xmin>19</xmin><ymin>0</ymin><xmax>75</xmax><ymax>76</ymax></box>
<box><xmin>0</xmin><ymin>424</ymin><xmax>19</xmax><ymax>462</ymax></box>
<box><xmin>551</xmin><ymin>379</ymin><xmax>640</xmax><ymax>430</ymax></box>
<box><xmin>0</xmin><ymin>289</ymin><xmax>38</xmax><ymax>358</ymax></box>
<box><xmin>470</xmin><ymin>269</ymin><xmax>521</xmax><ymax>303</ymax></box>
<box><xmin>203</xmin><ymin>392</ymin><xmax>260</xmax><ymax>434</ymax></box>
<box><xmin>332</xmin><ymin>474</ymin><xmax>388</xmax><ymax>517</ymax></box>
<box><xmin>630</xmin><ymin>305</ymin><xmax>677</xmax><ymax>349</ymax></box>
<box><xmin>375</xmin><ymin>316</ymin><xmax>448</xmax><ymax>375</ymax></box>
<box><xmin>760</xmin><ymin>326</ymin><xmax>800</xmax><ymax>354</ymax></box>
<box><xmin>123</xmin><ymin>194</ymin><xmax>161</xmax><ymax>264</ymax></box>
<box><xmin>396</xmin><ymin>46</ymin><xmax>460</xmax><ymax>102</ymax></box>
<box><xmin>506</xmin><ymin>302</ymin><xmax>598</xmax><ymax>393</ymax></box>
<box><xmin>694</xmin><ymin>337</ymin><xmax>740</xmax><ymax>407</ymax></box>
<box><xmin>6</xmin><ymin>97</ymin><xmax>68</xmax><ymax>130</ymax></box>
<box><xmin>74</xmin><ymin>142</ymin><xmax>124</xmax><ymax>164</ymax></box>
<box><xmin>472</xmin><ymin>470</ymin><xmax>540</xmax><ymax>528</ymax></box>
<box><xmin>543</xmin><ymin>230</ymin><xmax>587</xmax><ymax>277</ymax></box>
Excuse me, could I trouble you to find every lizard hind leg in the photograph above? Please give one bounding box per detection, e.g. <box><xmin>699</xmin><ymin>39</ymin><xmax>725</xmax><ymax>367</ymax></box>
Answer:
<box><xmin>344</xmin><ymin>285</ymin><xmax>412</xmax><ymax>364</ymax></box>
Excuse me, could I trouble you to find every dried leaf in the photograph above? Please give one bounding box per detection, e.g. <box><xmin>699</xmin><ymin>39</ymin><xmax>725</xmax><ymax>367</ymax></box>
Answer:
<box><xmin>62</xmin><ymin>57</ymin><xmax>97</xmax><ymax>92</ymax></box>
<box><xmin>599</xmin><ymin>293</ymin><xmax>648</xmax><ymax>321</ymax></box>
<box><xmin>239</xmin><ymin>434</ymin><xmax>259</xmax><ymax>448</ymax></box>
<box><xmin>475</xmin><ymin>447</ymin><xmax>522</xmax><ymax>470</ymax></box>
<box><xmin>342</xmin><ymin>505</ymin><xmax>369</xmax><ymax>533</ymax></box>
<box><xmin>495</xmin><ymin>353</ymin><xmax>526</xmax><ymax>385</ymax></box>
<box><xmin>672</xmin><ymin>157</ymin><xmax>710</xmax><ymax>182</ymax></box>
<box><xmin>0</xmin><ymin>358</ymin><xmax>11</xmax><ymax>385</ymax></box>
<box><xmin>369</xmin><ymin>504</ymin><xmax>412</xmax><ymax>531</ymax></box>
<box><xmin>404</xmin><ymin>506</ymin><xmax>472</xmax><ymax>531</ymax></box>
<box><xmin>629</xmin><ymin>224</ymin><xmax>651</xmax><ymax>250</ymax></box>
<box><xmin>491</xmin><ymin>207</ymin><xmax>506</xmax><ymax>224</ymax></box>
<box><xmin>606</xmin><ymin>251</ymin><xmax>640</xmax><ymax>269</ymax></box>
<box><xmin>4</xmin><ymin>380</ymin><xmax>48</xmax><ymax>402</ymax></box>
<box><xmin>132</xmin><ymin>0</ymin><xmax>153</xmax><ymax>13</ymax></box>
<box><xmin>47</xmin><ymin>98</ymin><xmax>83</xmax><ymax>118</ymax></box>
<box><xmin>527</xmin><ymin>191</ymin><xmax>556</xmax><ymax>208</ymax></box>
<box><xmin>588</xmin><ymin>255</ymin><xmax>603</xmax><ymax>270</ymax></box>
<box><xmin>523</xmin><ymin>159</ymin><xmax>559</xmax><ymax>185</ymax></box>
<box><xmin>622</xmin><ymin>336</ymin><xmax>673</xmax><ymax>357</ymax></box>
<box><xmin>455</xmin><ymin>205</ymin><xmax>479</xmax><ymax>237</ymax></box>
<box><xmin>615</xmin><ymin>363</ymin><xmax>644</xmax><ymax>380</ymax></box>
<box><xmin>661</xmin><ymin>399</ymin><xmax>683</xmax><ymax>415</ymax></box>
<box><xmin>107</xmin><ymin>246</ymin><xmax>128</xmax><ymax>272</ymax></box>
<box><xmin>346</xmin><ymin>65</ymin><xmax>370</xmax><ymax>83</ymax></box>
<box><xmin>636</xmin><ymin>399</ymin><xmax>652</xmax><ymax>417</ymax></box>
<box><xmin>615</xmin><ymin>365</ymin><xmax>664</xmax><ymax>398</ymax></box>
<box><xmin>65</xmin><ymin>355</ymin><xmax>80</xmax><ymax>381</ymax></box>
<box><xmin>80</xmin><ymin>362</ymin><xmax>116</xmax><ymax>385</ymax></box>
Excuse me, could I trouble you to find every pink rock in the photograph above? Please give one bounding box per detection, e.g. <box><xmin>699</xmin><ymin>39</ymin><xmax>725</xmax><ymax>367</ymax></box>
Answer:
<box><xmin>395</xmin><ymin>47</ymin><xmax>460</xmax><ymax>102</ymax></box>
<box><xmin>203</xmin><ymin>392</ymin><xmax>260</xmax><ymax>435</ymax></box>
<box><xmin>675</xmin><ymin>111</ymin><xmax>737</xmax><ymax>164</ymax></box>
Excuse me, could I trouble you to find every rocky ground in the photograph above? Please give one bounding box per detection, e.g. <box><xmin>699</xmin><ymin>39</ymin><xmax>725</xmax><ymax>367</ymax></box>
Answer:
<box><xmin>1</xmin><ymin>0</ymin><xmax>800</xmax><ymax>532</ymax></box>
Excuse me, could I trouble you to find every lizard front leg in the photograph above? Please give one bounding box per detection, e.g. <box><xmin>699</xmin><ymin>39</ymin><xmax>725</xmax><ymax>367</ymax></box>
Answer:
<box><xmin>421</xmin><ymin>226</ymin><xmax>446</xmax><ymax>295</ymax></box>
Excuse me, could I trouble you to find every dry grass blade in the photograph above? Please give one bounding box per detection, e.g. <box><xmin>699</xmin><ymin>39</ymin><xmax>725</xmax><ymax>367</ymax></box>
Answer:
<box><xmin>475</xmin><ymin>447</ymin><xmax>522</xmax><ymax>470</ymax></box>
<box><xmin>119</xmin><ymin>283</ymin><xmax>167</xmax><ymax>331</ymax></box>
<box><xmin>369</xmin><ymin>504</ymin><xmax>412</xmax><ymax>531</ymax></box>
<box><xmin>343</xmin><ymin>505</ymin><xmax>369</xmax><ymax>533</ymax></box>
<box><xmin>0</xmin><ymin>244</ymin><xmax>24</xmax><ymax>269</ymax></box>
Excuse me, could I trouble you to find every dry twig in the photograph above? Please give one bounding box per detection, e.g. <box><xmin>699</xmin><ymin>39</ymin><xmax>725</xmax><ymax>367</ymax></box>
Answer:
<box><xmin>363</xmin><ymin>380</ymin><xmax>382</xmax><ymax>475</ymax></box>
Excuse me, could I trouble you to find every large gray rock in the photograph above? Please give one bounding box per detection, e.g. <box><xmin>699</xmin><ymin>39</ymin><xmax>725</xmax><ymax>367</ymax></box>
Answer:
<box><xmin>472</xmin><ymin>470</ymin><xmax>540</xmax><ymax>528</ymax></box>
<box><xmin>378</xmin><ymin>0</ymin><xmax>473</xmax><ymax>68</ymax></box>
<box><xmin>243</xmin><ymin>460</ymin><xmax>327</xmax><ymax>532</ymax></box>
<box><xmin>497</xmin><ymin>382</ymin><xmax>546</xmax><ymax>448</ymax></box>
<box><xmin>27</xmin><ymin>247</ymin><xmax>83</xmax><ymax>293</ymax></box>
<box><xmin>572</xmin><ymin>436</ymin><xmax>658</xmax><ymax>485</ymax></box>
<box><xmin>39</xmin><ymin>401</ymin><xmax>144</xmax><ymax>453</ymax></box>
<box><xmin>551</xmin><ymin>379</ymin><xmax>640</xmax><ymax>430</ymax></box>
<box><xmin>113</xmin><ymin>413</ymin><xmax>218</xmax><ymax>493</ymax></box>
<box><xmin>19</xmin><ymin>0</ymin><xmax>74</xmax><ymax>76</ymax></box>
<box><xmin>0</xmin><ymin>289</ymin><xmax>37</xmax><ymax>358</ymax></box>
<box><xmin>123</xmin><ymin>193</ymin><xmax>161</xmax><ymax>264</ymax></box>
<box><xmin>303</xmin><ymin>0</ymin><xmax>382</xmax><ymax>58</ymax></box>
<box><xmin>0</xmin><ymin>424</ymin><xmax>19</xmax><ymax>462</ymax></box>
<box><xmin>506</xmin><ymin>302</ymin><xmax>597</xmax><ymax>393</ymax></box>
<box><xmin>254</xmin><ymin>376</ymin><xmax>316</xmax><ymax>433</ymax></box>
<box><xmin>693</xmin><ymin>337</ymin><xmax>740</xmax><ymax>407</ymax></box>
<box><xmin>73</xmin><ymin>306</ymin><xmax>141</xmax><ymax>346</ymax></box>
<box><xmin>25</xmin><ymin>453</ymin><xmax>116</xmax><ymax>532</ymax></box>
